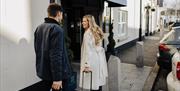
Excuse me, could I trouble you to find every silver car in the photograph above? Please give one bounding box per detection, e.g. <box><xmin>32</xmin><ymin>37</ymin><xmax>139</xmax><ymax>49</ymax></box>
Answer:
<box><xmin>165</xmin><ymin>27</ymin><xmax>180</xmax><ymax>91</ymax></box>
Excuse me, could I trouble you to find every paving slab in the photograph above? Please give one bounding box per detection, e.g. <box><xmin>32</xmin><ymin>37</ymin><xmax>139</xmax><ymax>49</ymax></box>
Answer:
<box><xmin>119</xmin><ymin>63</ymin><xmax>152</xmax><ymax>91</ymax></box>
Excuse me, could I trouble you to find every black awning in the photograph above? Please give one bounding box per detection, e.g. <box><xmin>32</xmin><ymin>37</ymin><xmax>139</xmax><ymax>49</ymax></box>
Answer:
<box><xmin>106</xmin><ymin>0</ymin><xmax>127</xmax><ymax>7</ymax></box>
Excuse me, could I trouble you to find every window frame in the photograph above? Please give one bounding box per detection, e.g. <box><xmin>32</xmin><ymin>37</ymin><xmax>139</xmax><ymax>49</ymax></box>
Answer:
<box><xmin>114</xmin><ymin>9</ymin><xmax>128</xmax><ymax>41</ymax></box>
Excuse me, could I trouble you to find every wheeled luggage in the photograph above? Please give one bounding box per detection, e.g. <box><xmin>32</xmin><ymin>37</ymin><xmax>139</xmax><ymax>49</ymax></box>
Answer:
<box><xmin>81</xmin><ymin>71</ymin><xmax>92</xmax><ymax>91</ymax></box>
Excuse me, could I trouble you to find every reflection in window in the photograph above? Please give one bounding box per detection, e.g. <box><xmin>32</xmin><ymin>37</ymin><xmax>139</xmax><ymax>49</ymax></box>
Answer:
<box><xmin>117</xmin><ymin>10</ymin><xmax>127</xmax><ymax>37</ymax></box>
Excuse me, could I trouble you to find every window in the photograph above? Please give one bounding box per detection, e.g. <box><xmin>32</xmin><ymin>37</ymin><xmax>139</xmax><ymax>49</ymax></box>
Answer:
<box><xmin>117</xmin><ymin>10</ymin><xmax>127</xmax><ymax>37</ymax></box>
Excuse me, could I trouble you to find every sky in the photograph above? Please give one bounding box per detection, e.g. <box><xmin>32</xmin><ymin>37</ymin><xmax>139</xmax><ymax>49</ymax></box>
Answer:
<box><xmin>163</xmin><ymin>0</ymin><xmax>180</xmax><ymax>9</ymax></box>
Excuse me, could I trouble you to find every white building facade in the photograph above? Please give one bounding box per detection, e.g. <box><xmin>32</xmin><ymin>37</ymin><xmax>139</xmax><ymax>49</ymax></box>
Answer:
<box><xmin>0</xmin><ymin>0</ymin><xmax>49</xmax><ymax>90</ymax></box>
<box><xmin>103</xmin><ymin>0</ymin><xmax>159</xmax><ymax>49</ymax></box>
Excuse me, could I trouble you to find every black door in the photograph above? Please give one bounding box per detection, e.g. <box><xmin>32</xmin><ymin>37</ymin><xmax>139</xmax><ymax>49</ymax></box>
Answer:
<box><xmin>61</xmin><ymin>0</ymin><xmax>103</xmax><ymax>62</ymax></box>
<box><xmin>65</xmin><ymin>8</ymin><xmax>84</xmax><ymax>62</ymax></box>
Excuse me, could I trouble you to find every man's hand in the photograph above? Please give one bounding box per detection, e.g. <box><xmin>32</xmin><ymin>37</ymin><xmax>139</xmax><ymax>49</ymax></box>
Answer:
<box><xmin>52</xmin><ymin>81</ymin><xmax>62</xmax><ymax>90</ymax></box>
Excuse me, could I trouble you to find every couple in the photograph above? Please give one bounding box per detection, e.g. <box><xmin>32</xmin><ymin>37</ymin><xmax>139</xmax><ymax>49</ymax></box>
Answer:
<box><xmin>34</xmin><ymin>3</ymin><xmax>108</xmax><ymax>91</ymax></box>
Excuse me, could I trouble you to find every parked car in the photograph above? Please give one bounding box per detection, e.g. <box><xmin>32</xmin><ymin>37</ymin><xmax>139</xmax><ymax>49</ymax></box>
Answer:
<box><xmin>157</xmin><ymin>29</ymin><xmax>179</xmax><ymax>71</ymax></box>
<box><xmin>163</xmin><ymin>27</ymin><xmax>180</xmax><ymax>91</ymax></box>
<box><xmin>168</xmin><ymin>22</ymin><xmax>180</xmax><ymax>31</ymax></box>
<box><xmin>167</xmin><ymin>48</ymin><xmax>180</xmax><ymax>91</ymax></box>
<box><xmin>172</xmin><ymin>22</ymin><xmax>180</xmax><ymax>27</ymax></box>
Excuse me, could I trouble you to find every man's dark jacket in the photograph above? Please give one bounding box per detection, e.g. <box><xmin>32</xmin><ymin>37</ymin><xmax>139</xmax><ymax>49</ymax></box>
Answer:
<box><xmin>34</xmin><ymin>18</ymin><xmax>71</xmax><ymax>81</ymax></box>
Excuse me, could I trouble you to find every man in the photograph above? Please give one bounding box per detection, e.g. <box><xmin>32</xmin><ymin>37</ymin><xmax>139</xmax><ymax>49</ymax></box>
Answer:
<box><xmin>34</xmin><ymin>3</ymin><xmax>71</xmax><ymax>91</ymax></box>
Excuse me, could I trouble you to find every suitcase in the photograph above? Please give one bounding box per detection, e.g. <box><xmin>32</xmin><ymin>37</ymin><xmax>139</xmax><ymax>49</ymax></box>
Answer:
<box><xmin>81</xmin><ymin>71</ymin><xmax>92</xmax><ymax>91</ymax></box>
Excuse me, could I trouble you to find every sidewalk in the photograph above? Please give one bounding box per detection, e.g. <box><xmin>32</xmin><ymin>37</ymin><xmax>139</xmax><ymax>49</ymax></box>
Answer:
<box><xmin>72</xmin><ymin>32</ymin><xmax>161</xmax><ymax>91</ymax></box>
<box><xmin>115</xmin><ymin>32</ymin><xmax>161</xmax><ymax>91</ymax></box>
<box><xmin>72</xmin><ymin>60</ymin><xmax>152</xmax><ymax>91</ymax></box>
<box><xmin>113</xmin><ymin>63</ymin><xmax>152</xmax><ymax>91</ymax></box>
<box><xmin>117</xmin><ymin>33</ymin><xmax>160</xmax><ymax>67</ymax></box>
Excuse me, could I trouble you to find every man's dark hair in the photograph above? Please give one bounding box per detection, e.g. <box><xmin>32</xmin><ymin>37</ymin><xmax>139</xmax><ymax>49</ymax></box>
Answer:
<box><xmin>47</xmin><ymin>3</ymin><xmax>63</xmax><ymax>17</ymax></box>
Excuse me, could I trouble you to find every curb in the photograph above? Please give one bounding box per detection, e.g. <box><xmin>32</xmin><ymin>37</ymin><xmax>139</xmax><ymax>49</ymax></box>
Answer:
<box><xmin>142</xmin><ymin>62</ymin><xmax>160</xmax><ymax>91</ymax></box>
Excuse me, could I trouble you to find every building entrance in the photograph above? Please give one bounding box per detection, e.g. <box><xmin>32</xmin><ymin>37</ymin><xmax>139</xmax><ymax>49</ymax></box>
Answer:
<box><xmin>61</xmin><ymin>0</ymin><xmax>103</xmax><ymax>62</ymax></box>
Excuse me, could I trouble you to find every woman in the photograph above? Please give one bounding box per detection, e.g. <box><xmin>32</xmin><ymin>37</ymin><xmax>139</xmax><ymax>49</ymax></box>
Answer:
<box><xmin>79</xmin><ymin>15</ymin><xmax>108</xmax><ymax>91</ymax></box>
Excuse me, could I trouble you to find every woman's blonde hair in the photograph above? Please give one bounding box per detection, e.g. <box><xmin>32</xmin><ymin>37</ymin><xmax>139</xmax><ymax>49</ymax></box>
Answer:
<box><xmin>83</xmin><ymin>15</ymin><xmax>104</xmax><ymax>45</ymax></box>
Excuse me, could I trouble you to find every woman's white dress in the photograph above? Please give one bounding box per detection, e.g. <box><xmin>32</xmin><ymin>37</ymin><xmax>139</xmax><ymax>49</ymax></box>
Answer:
<box><xmin>79</xmin><ymin>29</ymin><xmax>108</xmax><ymax>90</ymax></box>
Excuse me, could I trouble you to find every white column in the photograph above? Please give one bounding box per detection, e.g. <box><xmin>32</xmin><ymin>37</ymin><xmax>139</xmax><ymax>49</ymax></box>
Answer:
<box><xmin>152</xmin><ymin>11</ymin><xmax>156</xmax><ymax>33</ymax></box>
<box><xmin>154</xmin><ymin>6</ymin><xmax>158</xmax><ymax>31</ymax></box>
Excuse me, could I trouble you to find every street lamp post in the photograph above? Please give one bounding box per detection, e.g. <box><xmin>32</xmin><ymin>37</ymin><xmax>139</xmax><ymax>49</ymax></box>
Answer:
<box><xmin>106</xmin><ymin>7</ymin><xmax>116</xmax><ymax>61</ymax></box>
<box><xmin>139</xmin><ymin>0</ymin><xmax>142</xmax><ymax>41</ymax></box>
<box><xmin>136</xmin><ymin>0</ymin><xmax>144</xmax><ymax>68</ymax></box>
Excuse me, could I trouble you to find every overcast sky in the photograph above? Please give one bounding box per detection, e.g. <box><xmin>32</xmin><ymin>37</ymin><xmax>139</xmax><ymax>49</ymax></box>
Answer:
<box><xmin>163</xmin><ymin>0</ymin><xmax>180</xmax><ymax>9</ymax></box>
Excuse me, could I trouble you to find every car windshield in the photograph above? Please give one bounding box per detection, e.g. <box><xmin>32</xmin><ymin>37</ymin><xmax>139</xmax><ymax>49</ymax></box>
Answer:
<box><xmin>172</xmin><ymin>22</ymin><xmax>180</xmax><ymax>27</ymax></box>
<box><xmin>161</xmin><ymin>27</ymin><xmax>180</xmax><ymax>48</ymax></box>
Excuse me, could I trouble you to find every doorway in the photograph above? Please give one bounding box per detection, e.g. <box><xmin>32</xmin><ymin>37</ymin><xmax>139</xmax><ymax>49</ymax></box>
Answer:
<box><xmin>66</xmin><ymin>8</ymin><xmax>84</xmax><ymax>62</ymax></box>
<box><xmin>61</xmin><ymin>0</ymin><xmax>103</xmax><ymax>62</ymax></box>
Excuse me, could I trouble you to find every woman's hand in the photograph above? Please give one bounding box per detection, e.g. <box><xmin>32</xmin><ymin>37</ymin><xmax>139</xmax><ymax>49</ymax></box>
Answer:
<box><xmin>82</xmin><ymin>66</ymin><xmax>92</xmax><ymax>73</ymax></box>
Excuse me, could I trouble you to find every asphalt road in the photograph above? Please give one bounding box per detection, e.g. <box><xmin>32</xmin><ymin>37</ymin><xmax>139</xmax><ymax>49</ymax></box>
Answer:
<box><xmin>151</xmin><ymin>68</ymin><xmax>170</xmax><ymax>91</ymax></box>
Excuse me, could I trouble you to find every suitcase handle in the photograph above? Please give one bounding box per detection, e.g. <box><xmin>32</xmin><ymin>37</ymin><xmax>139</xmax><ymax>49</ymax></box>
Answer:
<box><xmin>81</xmin><ymin>71</ymin><xmax>92</xmax><ymax>91</ymax></box>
